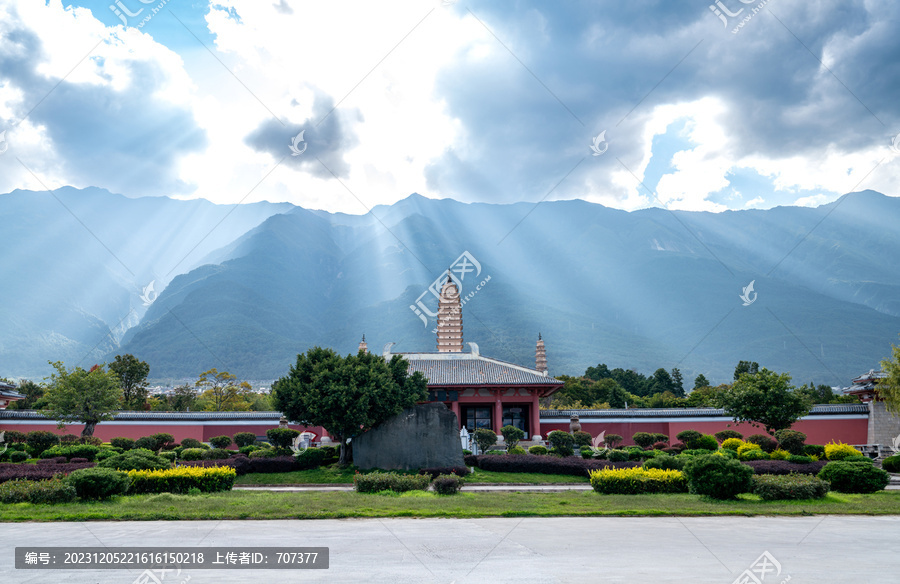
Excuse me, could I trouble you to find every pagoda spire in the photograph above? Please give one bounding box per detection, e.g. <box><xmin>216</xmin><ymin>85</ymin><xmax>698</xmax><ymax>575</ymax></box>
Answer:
<box><xmin>358</xmin><ymin>334</ymin><xmax>368</xmax><ymax>354</ymax></box>
<box><xmin>535</xmin><ymin>333</ymin><xmax>548</xmax><ymax>373</ymax></box>
<box><xmin>437</xmin><ymin>273</ymin><xmax>463</xmax><ymax>352</ymax></box>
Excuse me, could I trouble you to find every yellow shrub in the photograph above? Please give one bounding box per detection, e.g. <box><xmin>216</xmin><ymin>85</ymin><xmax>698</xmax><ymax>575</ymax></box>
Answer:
<box><xmin>736</xmin><ymin>442</ymin><xmax>762</xmax><ymax>457</ymax></box>
<box><xmin>127</xmin><ymin>465</ymin><xmax>236</xmax><ymax>494</ymax></box>
<box><xmin>825</xmin><ymin>441</ymin><xmax>862</xmax><ymax>461</ymax></box>
<box><xmin>769</xmin><ymin>449</ymin><xmax>790</xmax><ymax>460</ymax></box>
<box><xmin>589</xmin><ymin>466</ymin><xmax>687</xmax><ymax>494</ymax></box>
<box><xmin>721</xmin><ymin>438</ymin><xmax>744</xmax><ymax>451</ymax></box>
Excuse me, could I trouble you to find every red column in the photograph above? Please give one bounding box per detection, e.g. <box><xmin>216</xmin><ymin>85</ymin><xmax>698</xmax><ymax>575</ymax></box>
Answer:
<box><xmin>450</xmin><ymin>401</ymin><xmax>461</xmax><ymax>429</ymax></box>
<box><xmin>494</xmin><ymin>391</ymin><xmax>503</xmax><ymax>434</ymax></box>
<box><xmin>531</xmin><ymin>392</ymin><xmax>541</xmax><ymax>440</ymax></box>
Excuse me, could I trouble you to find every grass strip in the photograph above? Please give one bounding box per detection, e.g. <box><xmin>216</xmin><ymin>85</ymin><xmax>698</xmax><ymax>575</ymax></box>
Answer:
<box><xmin>233</xmin><ymin>468</ymin><xmax>589</xmax><ymax>485</ymax></box>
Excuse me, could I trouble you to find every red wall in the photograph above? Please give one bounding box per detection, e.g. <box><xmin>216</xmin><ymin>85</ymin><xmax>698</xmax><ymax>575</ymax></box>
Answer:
<box><xmin>540</xmin><ymin>417</ymin><xmax>868</xmax><ymax>446</ymax></box>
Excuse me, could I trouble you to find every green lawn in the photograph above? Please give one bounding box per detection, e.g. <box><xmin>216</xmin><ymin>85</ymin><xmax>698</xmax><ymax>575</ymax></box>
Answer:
<box><xmin>234</xmin><ymin>467</ymin><xmax>589</xmax><ymax>485</ymax></box>
<box><xmin>2</xmin><ymin>490</ymin><xmax>900</xmax><ymax>522</ymax></box>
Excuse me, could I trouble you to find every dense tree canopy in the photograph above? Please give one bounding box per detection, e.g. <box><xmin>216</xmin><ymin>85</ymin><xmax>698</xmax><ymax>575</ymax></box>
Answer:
<box><xmin>272</xmin><ymin>347</ymin><xmax>428</xmax><ymax>464</ymax></box>
<box><xmin>195</xmin><ymin>368</ymin><xmax>255</xmax><ymax>411</ymax></box>
<box><xmin>719</xmin><ymin>368</ymin><xmax>811</xmax><ymax>434</ymax></box>
<box><xmin>42</xmin><ymin>361</ymin><xmax>122</xmax><ymax>437</ymax></box>
<box><xmin>109</xmin><ymin>354</ymin><xmax>150</xmax><ymax>410</ymax></box>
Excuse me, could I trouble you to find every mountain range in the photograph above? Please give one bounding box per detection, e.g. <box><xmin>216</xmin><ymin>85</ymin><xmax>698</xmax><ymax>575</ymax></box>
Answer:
<box><xmin>2</xmin><ymin>186</ymin><xmax>898</xmax><ymax>387</ymax></box>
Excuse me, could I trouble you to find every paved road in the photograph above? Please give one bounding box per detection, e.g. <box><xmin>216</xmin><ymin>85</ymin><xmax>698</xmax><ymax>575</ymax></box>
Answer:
<box><xmin>3</xmin><ymin>516</ymin><xmax>899</xmax><ymax>583</ymax></box>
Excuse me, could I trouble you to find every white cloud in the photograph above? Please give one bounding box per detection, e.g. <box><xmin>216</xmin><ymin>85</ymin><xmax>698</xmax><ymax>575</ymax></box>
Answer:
<box><xmin>793</xmin><ymin>193</ymin><xmax>830</xmax><ymax>208</ymax></box>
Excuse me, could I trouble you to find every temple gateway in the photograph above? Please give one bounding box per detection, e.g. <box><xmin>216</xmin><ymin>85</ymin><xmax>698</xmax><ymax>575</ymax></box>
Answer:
<box><xmin>370</xmin><ymin>275</ymin><xmax>562</xmax><ymax>439</ymax></box>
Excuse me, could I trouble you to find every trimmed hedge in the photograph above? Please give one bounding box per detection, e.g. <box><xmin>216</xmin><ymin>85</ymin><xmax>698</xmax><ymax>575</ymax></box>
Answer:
<box><xmin>419</xmin><ymin>466</ymin><xmax>469</xmax><ymax>480</ymax></box>
<box><xmin>180</xmin><ymin>448</ymin><xmax>206</xmax><ymax>461</ymax></box>
<box><xmin>573</xmin><ymin>431</ymin><xmax>593</xmax><ymax>447</ymax></box>
<box><xmin>98</xmin><ymin>450</ymin><xmax>171</xmax><ymax>471</ymax></box>
<box><xmin>9</xmin><ymin>451</ymin><xmax>28</xmax><ymax>463</ymax></box>
<box><xmin>0</xmin><ymin>461</ymin><xmax>95</xmax><ymax>484</ymax></box>
<box><xmin>818</xmin><ymin>461</ymin><xmax>890</xmax><ymax>493</ymax></box>
<box><xmin>203</xmin><ymin>448</ymin><xmax>233</xmax><ymax>460</ymax></box>
<box><xmin>752</xmin><ymin>473</ymin><xmax>830</xmax><ymax>500</ymax></box>
<box><xmin>40</xmin><ymin>444</ymin><xmax>101</xmax><ymax>462</ymax></box>
<box><xmin>66</xmin><ymin>467</ymin><xmax>130</xmax><ymax>500</ymax></box>
<box><xmin>774</xmin><ymin>429</ymin><xmax>806</xmax><ymax>455</ymax></box>
<box><xmin>0</xmin><ymin>478</ymin><xmax>77</xmax><ymax>504</ymax></box>
<box><xmin>295</xmin><ymin>447</ymin><xmax>327</xmax><ymax>470</ymax></box>
<box><xmin>472</xmin><ymin>454</ymin><xmax>640</xmax><ymax>476</ymax></box>
<box><xmin>714</xmin><ymin>430</ymin><xmax>743</xmax><ymax>442</ymax></box>
<box><xmin>233</xmin><ymin>432</ymin><xmax>257</xmax><ymax>448</ymax></box>
<box><xmin>825</xmin><ymin>442</ymin><xmax>863</xmax><ymax>461</ymax></box>
<box><xmin>110</xmin><ymin>437</ymin><xmax>135</xmax><ymax>451</ymax></box>
<box><xmin>128</xmin><ymin>466</ymin><xmax>237</xmax><ymax>494</ymax></box>
<box><xmin>882</xmin><ymin>454</ymin><xmax>900</xmax><ymax>473</ymax></box>
<box><xmin>747</xmin><ymin>434</ymin><xmax>778</xmax><ymax>453</ymax></box>
<box><xmin>547</xmin><ymin>430</ymin><xmax>575</xmax><ymax>457</ymax></box>
<box><xmin>266</xmin><ymin>428</ymin><xmax>300</xmax><ymax>449</ymax></box>
<box><xmin>642</xmin><ymin>456</ymin><xmax>686</xmax><ymax>471</ymax></box>
<box><xmin>683</xmin><ymin>454</ymin><xmax>753</xmax><ymax>499</ymax></box>
<box><xmin>180</xmin><ymin>438</ymin><xmax>204</xmax><ymax>449</ymax></box>
<box><xmin>354</xmin><ymin>471</ymin><xmax>431</xmax><ymax>494</ymax></box>
<box><xmin>26</xmin><ymin>431</ymin><xmax>60</xmax><ymax>457</ymax></box>
<box><xmin>432</xmin><ymin>474</ymin><xmax>465</xmax><ymax>495</ymax></box>
<box><xmin>721</xmin><ymin>438</ymin><xmax>744</xmax><ymax>452</ymax></box>
<box><xmin>607</xmin><ymin>449</ymin><xmax>630</xmax><ymax>462</ymax></box>
<box><xmin>209</xmin><ymin>436</ymin><xmax>232</xmax><ymax>449</ymax></box>
<box><xmin>528</xmin><ymin>445</ymin><xmax>548</xmax><ymax>455</ymax></box>
<box><xmin>742</xmin><ymin>460</ymin><xmax>826</xmax><ymax>475</ymax></box>
<box><xmin>589</xmin><ymin>467</ymin><xmax>687</xmax><ymax>494</ymax></box>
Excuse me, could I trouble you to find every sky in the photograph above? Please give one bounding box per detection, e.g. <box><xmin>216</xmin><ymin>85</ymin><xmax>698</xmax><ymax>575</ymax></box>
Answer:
<box><xmin>1</xmin><ymin>0</ymin><xmax>899</xmax><ymax>214</ymax></box>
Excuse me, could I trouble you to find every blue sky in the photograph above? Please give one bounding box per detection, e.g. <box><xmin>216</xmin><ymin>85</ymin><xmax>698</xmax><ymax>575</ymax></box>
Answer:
<box><xmin>1</xmin><ymin>0</ymin><xmax>899</xmax><ymax>213</ymax></box>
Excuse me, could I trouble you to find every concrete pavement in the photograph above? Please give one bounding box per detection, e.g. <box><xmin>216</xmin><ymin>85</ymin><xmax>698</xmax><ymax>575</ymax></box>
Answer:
<box><xmin>3</xmin><ymin>516</ymin><xmax>899</xmax><ymax>583</ymax></box>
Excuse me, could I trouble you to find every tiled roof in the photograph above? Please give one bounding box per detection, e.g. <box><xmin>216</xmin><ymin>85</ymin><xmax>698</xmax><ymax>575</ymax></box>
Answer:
<box><xmin>396</xmin><ymin>352</ymin><xmax>563</xmax><ymax>386</ymax></box>
<box><xmin>541</xmin><ymin>404</ymin><xmax>868</xmax><ymax>418</ymax></box>
<box><xmin>0</xmin><ymin>410</ymin><xmax>284</xmax><ymax>421</ymax></box>
<box><xmin>0</xmin><ymin>383</ymin><xmax>24</xmax><ymax>399</ymax></box>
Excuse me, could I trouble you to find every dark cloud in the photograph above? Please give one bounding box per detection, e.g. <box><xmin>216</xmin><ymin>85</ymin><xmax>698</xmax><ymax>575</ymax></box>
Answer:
<box><xmin>0</xmin><ymin>17</ymin><xmax>207</xmax><ymax>196</ymax></box>
<box><xmin>426</xmin><ymin>0</ymin><xmax>900</xmax><ymax>204</ymax></box>
<box><xmin>244</xmin><ymin>90</ymin><xmax>357</xmax><ymax>179</ymax></box>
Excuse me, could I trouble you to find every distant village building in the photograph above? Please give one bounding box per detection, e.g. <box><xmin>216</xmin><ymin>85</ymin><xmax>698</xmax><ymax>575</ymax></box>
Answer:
<box><xmin>0</xmin><ymin>381</ymin><xmax>24</xmax><ymax>410</ymax></box>
<box><xmin>382</xmin><ymin>275</ymin><xmax>563</xmax><ymax>439</ymax></box>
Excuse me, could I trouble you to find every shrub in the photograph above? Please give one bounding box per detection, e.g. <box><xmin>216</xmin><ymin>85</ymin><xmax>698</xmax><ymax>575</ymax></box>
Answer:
<box><xmin>128</xmin><ymin>466</ymin><xmax>236</xmax><ymax>494</ymax></box>
<box><xmin>40</xmin><ymin>444</ymin><xmax>101</xmax><ymax>462</ymax></box>
<box><xmin>9</xmin><ymin>451</ymin><xmax>28</xmax><ymax>463</ymax></box>
<box><xmin>249</xmin><ymin>449</ymin><xmax>277</xmax><ymax>459</ymax></box>
<box><xmin>580</xmin><ymin>446</ymin><xmax>594</xmax><ymax>459</ymax></box>
<box><xmin>590</xmin><ymin>467</ymin><xmax>687</xmax><ymax>494</ymax></box>
<box><xmin>715</xmin><ymin>448</ymin><xmax>737</xmax><ymax>459</ymax></box>
<box><xmin>788</xmin><ymin>455</ymin><xmax>813</xmax><ymax>464</ymax></box>
<box><xmin>110</xmin><ymin>437</ymin><xmax>135</xmax><ymax>451</ymax></box>
<box><xmin>66</xmin><ymin>467</ymin><xmax>130</xmax><ymax>500</ymax></box>
<box><xmin>266</xmin><ymin>428</ymin><xmax>301</xmax><ymax>449</ymax></box>
<box><xmin>652</xmin><ymin>433</ymin><xmax>668</xmax><ymax>444</ymax></box>
<box><xmin>694</xmin><ymin>434</ymin><xmax>719</xmax><ymax>451</ymax></box>
<box><xmin>632</xmin><ymin>432</ymin><xmax>656</xmax><ymax>449</ymax></box>
<box><xmin>500</xmin><ymin>425</ymin><xmax>526</xmax><ymax>450</ymax></box>
<box><xmin>752</xmin><ymin>473</ymin><xmax>830</xmax><ymax>500</ymax></box>
<box><xmin>60</xmin><ymin>434</ymin><xmax>79</xmax><ymax>445</ymax></box>
<box><xmin>203</xmin><ymin>448</ymin><xmax>233</xmax><ymax>460</ymax></box>
<box><xmin>737</xmin><ymin>442</ymin><xmax>762</xmax><ymax>458</ymax></box>
<box><xmin>769</xmin><ymin>449</ymin><xmax>789</xmax><ymax>460</ymax></box>
<box><xmin>209</xmin><ymin>436</ymin><xmax>232</xmax><ymax>449</ymax></box>
<box><xmin>82</xmin><ymin>436</ymin><xmax>103</xmax><ymax>446</ymax></box>
<box><xmin>69</xmin><ymin>457</ymin><xmax>89</xmax><ymax>464</ymax></box>
<box><xmin>747</xmin><ymin>434</ymin><xmax>778</xmax><ymax>453</ymax></box>
<box><xmin>98</xmin><ymin>450</ymin><xmax>171</xmax><ymax>471</ymax></box>
<box><xmin>508</xmin><ymin>446</ymin><xmax>527</xmax><ymax>455</ymax></box>
<box><xmin>3</xmin><ymin>430</ymin><xmax>26</xmax><ymax>443</ymax></box>
<box><xmin>882</xmin><ymin>454</ymin><xmax>900</xmax><ymax>473</ymax></box>
<box><xmin>159</xmin><ymin>451</ymin><xmax>177</xmax><ymax>462</ymax></box>
<box><xmin>803</xmin><ymin>444</ymin><xmax>826</xmax><ymax>458</ymax></box>
<box><xmin>180</xmin><ymin>448</ymin><xmax>206</xmax><ymax>461</ymax></box>
<box><xmin>676</xmin><ymin>430</ymin><xmax>702</xmax><ymax>448</ymax></box>
<box><xmin>605</xmin><ymin>434</ymin><xmax>623</xmax><ymax>448</ymax></box>
<box><xmin>134</xmin><ymin>437</ymin><xmax>157</xmax><ymax>451</ymax></box>
<box><xmin>148</xmin><ymin>433</ymin><xmax>174</xmax><ymax>450</ymax></box>
<box><xmin>642</xmin><ymin>456</ymin><xmax>686</xmax><ymax>471</ymax></box>
<box><xmin>295</xmin><ymin>447</ymin><xmax>326</xmax><ymax>470</ymax></box>
<box><xmin>485</xmin><ymin>450</ymin><xmax>506</xmax><ymax>456</ymax></box>
<box><xmin>26</xmin><ymin>431</ymin><xmax>60</xmax><ymax>457</ymax></box>
<box><xmin>233</xmin><ymin>432</ymin><xmax>257</xmax><ymax>448</ymax></box>
<box><xmin>462</xmin><ymin>449</ymin><xmax>472</xmax><ymax>456</ymax></box>
<box><xmin>238</xmin><ymin>445</ymin><xmax>260</xmax><ymax>456</ymax></box>
<box><xmin>683</xmin><ymin>454</ymin><xmax>753</xmax><ymax>499</ymax></box>
<box><xmin>0</xmin><ymin>478</ymin><xmax>77</xmax><ymax>504</ymax></box>
<box><xmin>721</xmin><ymin>438</ymin><xmax>744</xmax><ymax>452</ymax></box>
<box><xmin>629</xmin><ymin>449</ymin><xmax>662</xmax><ymax>461</ymax></box>
<box><xmin>774</xmin><ymin>429</ymin><xmax>807</xmax><ymax>455</ymax></box>
<box><xmin>474</xmin><ymin>453</ymin><xmax>639</xmax><ymax>476</ymax></box>
<box><xmin>715</xmin><ymin>430</ymin><xmax>743</xmax><ymax>442</ymax></box>
<box><xmin>743</xmin><ymin>460</ymin><xmax>826</xmax><ymax>475</ymax></box>
<box><xmin>548</xmin><ymin>430</ymin><xmax>575</xmax><ymax>457</ymax></box>
<box><xmin>419</xmin><ymin>466</ymin><xmax>469</xmax><ymax>480</ymax></box>
<box><xmin>353</xmin><ymin>471</ymin><xmax>430</xmax><ymax>494</ymax></box>
<box><xmin>95</xmin><ymin>450</ymin><xmax>118</xmax><ymax>462</ymax></box>
<box><xmin>473</xmin><ymin>429</ymin><xmax>498</xmax><ymax>453</ymax></box>
<box><xmin>572</xmin><ymin>430</ymin><xmax>592</xmax><ymax>447</ymax></box>
<box><xmin>740</xmin><ymin>449</ymin><xmax>770</xmax><ymax>461</ymax></box>
<box><xmin>842</xmin><ymin>455</ymin><xmax>872</xmax><ymax>463</ymax></box>
<box><xmin>652</xmin><ymin>441</ymin><xmax>669</xmax><ymax>450</ymax></box>
<box><xmin>818</xmin><ymin>460</ymin><xmax>890</xmax><ymax>493</ymax></box>
<box><xmin>432</xmin><ymin>474</ymin><xmax>465</xmax><ymax>495</ymax></box>
<box><xmin>181</xmin><ymin>438</ymin><xmax>203</xmax><ymax>449</ymax></box>
<box><xmin>246</xmin><ymin>456</ymin><xmax>295</xmax><ymax>474</ymax></box>
<box><xmin>607</xmin><ymin>449</ymin><xmax>630</xmax><ymax>462</ymax></box>
<box><xmin>825</xmin><ymin>441</ymin><xmax>863</xmax><ymax>461</ymax></box>
<box><xmin>0</xmin><ymin>460</ymin><xmax>95</xmax><ymax>484</ymax></box>
<box><xmin>528</xmin><ymin>445</ymin><xmax>548</xmax><ymax>455</ymax></box>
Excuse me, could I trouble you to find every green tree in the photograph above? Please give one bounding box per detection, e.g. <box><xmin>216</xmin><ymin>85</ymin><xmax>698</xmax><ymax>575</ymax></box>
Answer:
<box><xmin>693</xmin><ymin>374</ymin><xmax>710</xmax><ymax>391</ymax></box>
<box><xmin>41</xmin><ymin>362</ymin><xmax>122</xmax><ymax>437</ymax></box>
<box><xmin>108</xmin><ymin>354</ymin><xmax>150</xmax><ymax>410</ymax></box>
<box><xmin>720</xmin><ymin>368</ymin><xmax>810</xmax><ymax>434</ymax></box>
<box><xmin>670</xmin><ymin>368</ymin><xmax>685</xmax><ymax>397</ymax></box>
<box><xmin>685</xmin><ymin>383</ymin><xmax>730</xmax><ymax>407</ymax></box>
<box><xmin>6</xmin><ymin>379</ymin><xmax>45</xmax><ymax>410</ymax></box>
<box><xmin>272</xmin><ymin>347</ymin><xmax>427</xmax><ymax>464</ymax></box>
<box><xmin>734</xmin><ymin>360</ymin><xmax>759</xmax><ymax>381</ymax></box>
<box><xmin>168</xmin><ymin>384</ymin><xmax>197</xmax><ymax>411</ymax></box>
<box><xmin>878</xmin><ymin>335</ymin><xmax>900</xmax><ymax>415</ymax></box>
<box><xmin>195</xmin><ymin>369</ymin><xmax>254</xmax><ymax>411</ymax></box>
<box><xmin>649</xmin><ymin>368</ymin><xmax>674</xmax><ymax>396</ymax></box>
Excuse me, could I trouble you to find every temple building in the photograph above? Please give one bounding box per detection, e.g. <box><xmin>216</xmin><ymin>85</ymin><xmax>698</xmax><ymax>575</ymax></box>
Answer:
<box><xmin>0</xmin><ymin>381</ymin><xmax>24</xmax><ymax>410</ymax></box>
<box><xmin>377</xmin><ymin>276</ymin><xmax>562</xmax><ymax>438</ymax></box>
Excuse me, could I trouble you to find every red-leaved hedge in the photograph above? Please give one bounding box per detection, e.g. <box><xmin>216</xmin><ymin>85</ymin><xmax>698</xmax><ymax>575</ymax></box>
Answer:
<box><xmin>742</xmin><ymin>460</ymin><xmax>827</xmax><ymax>475</ymax></box>
<box><xmin>472</xmin><ymin>454</ymin><xmax>641</xmax><ymax>476</ymax></box>
<box><xmin>0</xmin><ymin>461</ymin><xmax>96</xmax><ymax>484</ymax></box>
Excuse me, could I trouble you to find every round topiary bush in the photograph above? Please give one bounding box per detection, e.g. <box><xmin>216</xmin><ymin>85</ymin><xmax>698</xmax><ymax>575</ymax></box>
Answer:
<box><xmin>642</xmin><ymin>455</ymin><xmax>686</xmax><ymax>471</ymax></box>
<box><xmin>98</xmin><ymin>449</ymin><xmax>171</xmax><ymax>471</ymax></box>
<box><xmin>714</xmin><ymin>430</ymin><xmax>743</xmax><ymax>442</ymax></box>
<box><xmin>9</xmin><ymin>451</ymin><xmax>28</xmax><ymax>463</ymax></box>
<box><xmin>721</xmin><ymin>438</ymin><xmax>744</xmax><ymax>452</ymax></box>
<box><xmin>737</xmin><ymin>442</ymin><xmax>762</xmax><ymax>458</ymax></box>
<box><xmin>110</xmin><ymin>437</ymin><xmax>135</xmax><ymax>451</ymax></box>
<box><xmin>238</xmin><ymin>445</ymin><xmax>260</xmax><ymax>456</ymax></box>
<box><xmin>209</xmin><ymin>435</ymin><xmax>232</xmax><ymax>449</ymax></box>
<box><xmin>133</xmin><ymin>437</ymin><xmax>157</xmax><ymax>451</ymax></box>
<box><xmin>803</xmin><ymin>444</ymin><xmax>826</xmax><ymax>458</ymax></box>
<box><xmin>675</xmin><ymin>430</ymin><xmax>702</xmax><ymax>449</ymax></box>
<box><xmin>203</xmin><ymin>448</ymin><xmax>232</xmax><ymax>460</ymax></box>
<box><xmin>180</xmin><ymin>438</ymin><xmax>203</xmax><ymax>449</ymax></box>
<box><xmin>580</xmin><ymin>446</ymin><xmax>594</xmax><ymax>459</ymax></box>
<box><xmin>180</xmin><ymin>448</ymin><xmax>206</xmax><ymax>461</ymax></box>
<box><xmin>774</xmin><ymin>429</ymin><xmax>807</xmax><ymax>455</ymax></box>
<box><xmin>528</xmin><ymin>445</ymin><xmax>548</xmax><ymax>455</ymax></box>
<box><xmin>266</xmin><ymin>428</ymin><xmax>301</xmax><ymax>449</ymax></box>
<box><xmin>694</xmin><ymin>434</ymin><xmax>719</xmax><ymax>451</ymax></box>
<box><xmin>66</xmin><ymin>467</ymin><xmax>130</xmax><ymax>500</ymax></box>
<box><xmin>824</xmin><ymin>442</ymin><xmax>863</xmax><ymax>461</ymax></box>
<box><xmin>746</xmin><ymin>434</ymin><xmax>778</xmax><ymax>453</ymax></box>
<box><xmin>818</xmin><ymin>460</ymin><xmax>890</xmax><ymax>493</ymax></box>
<box><xmin>740</xmin><ymin>449</ymin><xmax>770</xmax><ymax>461</ymax></box>
<box><xmin>573</xmin><ymin>431</ymin><xmax>593</xmax><ymax>447</ymax></box>
<box><xmin>508</xmin><ymin>445</ymin><xmax>527</xmax><ymax>455</ymax></box>
<box><xmin>26</xmin><ymin>431</ymin><xmax>60</xmax><ymax>457</ymax></box>
<box><xmin>882</xmin><ymin>454</ymin><xmax>900</xmax><ymax>474</ymax></box>
<box><xmin>607</xmin><ymin>449</ymin><xmax>630</xmax><ymax>462</ymax></box>
<box><xmin>769</xmin><ymin>449</ymin><xmax>790</xmax><ymax>460</ymax></box>
<box><xmin>473</xmin><ymin>429</ymin><xmax>498</xmax><ymax>453</ymax></box>
<box><xmin>683</xmin><ymin>454</ymin><xmax>753</xmax><ymax>499</ymax></box>
<box><xmin>295</xmin><ymin>447</ymin><xmax>326</xmax><ymax>469</ymax></box>
<box><xmin>632</xmin><ymin>432</ymin><xmax>656</xmax><ymax>449</ymax></box>
<box><xmin>604</xmin><ymin>434</ymin><xmax>623</xmax><ymax>449</ymax></box>
<box><xmin>432</xmin><ymin>474</ymin><xmax>465</xmax><ymax>495</ymax></box>
<box><xmin>548</xmin><ymin>430</ymin><xmax>575</xmax><ymax>457</ymax></box>
<box><xmin>233</xmin><ymin>432</ymin><xmax>257</xmax><ymax>448</ymax></box>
